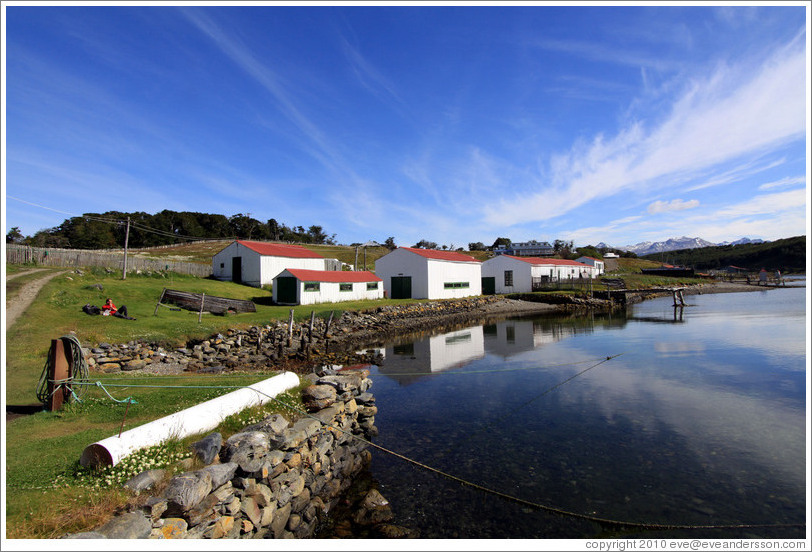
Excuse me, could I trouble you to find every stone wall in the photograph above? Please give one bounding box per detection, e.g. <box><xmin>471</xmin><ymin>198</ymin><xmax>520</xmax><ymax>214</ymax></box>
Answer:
<box><xmin>64</xmin><ymin>369</ymin><xmax>397</xmax><ymax>539</ymax></box>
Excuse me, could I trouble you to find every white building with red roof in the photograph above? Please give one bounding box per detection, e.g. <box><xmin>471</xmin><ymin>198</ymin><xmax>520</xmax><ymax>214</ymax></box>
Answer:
<box><xmin>375</xmin><ymin>247</ymin><xmax>482</xmax><ymax>300</ymax></box>
<box><xmin>481</xmin><ymin>255</ymin><xmax>595</xmax><ymax>294</ymax></box>
<box><xmin>272</xmin><ymin>269</ymin><xmax>383</xmax><ymax>305</ymax></box>
<box><xmin>212</xmin><ymin>240</ymin><xmax>339</xmax><ymax>287</ymax></box>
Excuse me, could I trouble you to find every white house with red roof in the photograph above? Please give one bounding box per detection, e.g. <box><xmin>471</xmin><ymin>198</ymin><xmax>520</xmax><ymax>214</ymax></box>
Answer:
<box><xmin>272</xmin><ymin>269</ymin><xmax>384</xmax><ymax>305</ymax></box>
<box><xmin>212</xmin><ymin>240</ymin><xmax>339</xmax><ymax>287</ymax></box>
<box><xmin>575</xmin><ymin>256</ymin><xmax>605</xmax><ymax>275</ymax></box>
<box><xmin>375</xmin><ymin>247</ymin><xmax>482</xmax><ymax>300</ymax></box>
<box><xmin>481</xmin><ymin>255</ymin><xmax>595</xmax><ymax>294</ymax></box>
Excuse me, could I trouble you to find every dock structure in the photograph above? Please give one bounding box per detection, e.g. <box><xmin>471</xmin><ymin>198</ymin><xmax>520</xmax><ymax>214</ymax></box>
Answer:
<box><xmin>595</xmin><ymin>286</ymin><xmax>687</xmax><ymax>306</ymax></box>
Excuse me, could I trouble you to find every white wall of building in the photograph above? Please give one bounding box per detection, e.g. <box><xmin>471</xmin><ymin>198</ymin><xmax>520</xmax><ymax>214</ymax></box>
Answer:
<box><xmin>273</xmin><ymin>271</ymin><xmax>384</xmax><ymax>305</ymax></box>
<box><xmin>576</xmin><ymin>257</ymin><xmax>605</xmax><ymax>275</ymax></box>
<box><xmin>482</xmin><ymin>256</ymin><xmax>535</xmax><ymax>294</ymax></box>
<box><xmin>375</xmin><ymin>249</ymin><xmax>430</xmax><ymax>299</ymax></box>
<box><xmin>376</xmin><ymin>249</ymin><xmax>482</xmax><ymax>300</ymax></box>
<box><xmin>259</xmin><ymin>256</ymin><xmax>327</xmax><ymax>287</ymax></box>
<box><xmin>426</xmin><ymin>258</ymin><xmax>482</xmax><ymax>299</ymax></box>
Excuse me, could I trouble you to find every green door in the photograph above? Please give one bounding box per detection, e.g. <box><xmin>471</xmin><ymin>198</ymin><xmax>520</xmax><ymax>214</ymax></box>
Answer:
<box><xmin>390</xmin><ymin>276</ymin><xmax>412</xmax><ymax>299</ymax></box>
<box><xmin>482</xmin><ymin>276</ymin><xmax>496</xmax><ymax>295</ymax></box>
<box><xmin>276</xmin><ymin>277</ymin><xmax>298</xmax><ymax>304</ymax></box>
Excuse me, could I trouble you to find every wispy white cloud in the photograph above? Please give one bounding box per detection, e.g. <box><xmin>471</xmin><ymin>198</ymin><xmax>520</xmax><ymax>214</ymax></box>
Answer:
<box><xmin>647</xmin><ymin>198</ymin><xmax>699</xmax><ymax>214</ymax></box>
<box><xmin>757</xmin><ymin>175</ymin><xmax>806</xmax><ymax>191</ymax></box>
<box><xmin>482</xmin><ymin>37</ymin><xmax>806</xmax><ymax>228</ymax></box>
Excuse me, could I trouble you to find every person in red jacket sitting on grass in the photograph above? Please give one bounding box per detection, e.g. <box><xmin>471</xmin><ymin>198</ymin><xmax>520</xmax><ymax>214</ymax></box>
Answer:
<box><xmin>101</xmin><ymin>298</ymin><xmax>136</xmax><ymax>320</ymax></box>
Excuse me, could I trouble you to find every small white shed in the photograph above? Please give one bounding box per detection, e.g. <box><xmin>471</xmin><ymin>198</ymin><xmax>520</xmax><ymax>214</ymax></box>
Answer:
<box><xmin>212</xmin><ymin>240</ymin><xmax>336</xmax><ymax>287</ymax></box>
<box><xmin>575</xmin><ymin>256</ymin><xmax>605</xmax><ymax>275</ymax></box>
<box><xmin>481</xmin><ymin>255</ymin><xmax>594</xmax><ymax>294</ymax></box>
<box><xmin>375</xmin><ymin>247</ymin><xmax>482</xmax><ymax>300</ymax></box>
<box><xmin>272</xmin><ymin>269</ymin><xmax>384</xmax><ymax>306</ymax></box>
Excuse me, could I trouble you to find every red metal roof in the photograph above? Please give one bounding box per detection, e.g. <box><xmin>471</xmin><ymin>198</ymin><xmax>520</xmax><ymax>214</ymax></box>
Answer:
<box><xmin>282</xmin><ymin>269</ymin><xmax>382</xmax><ymax>283</ymax></box>
<box><xmin>505</xmin><ymin>255</ymin><xmax>590</xmax><ymax>267</ymax></box>
<box><xmin>236</xmin><ymin>240</ymin><xmax>324</xmax><ymax>259</ymax></box>
<box><xmin>400</xmin><ymin>247</ymin><xmax>480</xmax><ymax>263</ymax></box>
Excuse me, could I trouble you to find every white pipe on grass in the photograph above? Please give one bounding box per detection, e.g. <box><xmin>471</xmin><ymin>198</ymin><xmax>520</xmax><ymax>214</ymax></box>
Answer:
<box><xmin>80</xmin><ymin>371</ymin><xmax>301</xmax><ymax>468</ymax></box>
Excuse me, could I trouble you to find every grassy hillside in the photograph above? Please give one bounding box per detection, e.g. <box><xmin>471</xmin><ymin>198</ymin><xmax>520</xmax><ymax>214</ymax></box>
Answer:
<box><xmin>641</xmin><ymin>235</ymin><xmax>806</xmax><ymax>272</ymax></box>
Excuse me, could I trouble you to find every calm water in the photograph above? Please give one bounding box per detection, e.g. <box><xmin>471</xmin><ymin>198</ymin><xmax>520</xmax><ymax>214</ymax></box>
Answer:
<box><xmin>351</xmin><ymin>284</ymin><xmax>808</xmax><ymax>539</ymax></box>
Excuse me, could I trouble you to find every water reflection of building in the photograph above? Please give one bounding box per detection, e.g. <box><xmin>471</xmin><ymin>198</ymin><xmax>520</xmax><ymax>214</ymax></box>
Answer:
<box><xmin>376</xmin><ymin>326</ymin><xmax>485</xmax><ymax>384</ymax></box>
<box><xmin>374</xmin><ymin>313</ymin><xmax>629</xmax><ymax>385</ymax></box>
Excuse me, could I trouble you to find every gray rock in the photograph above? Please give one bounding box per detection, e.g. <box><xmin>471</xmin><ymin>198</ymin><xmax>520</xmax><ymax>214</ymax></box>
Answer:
<box><xmin>244</xmin><ymin>413</ymin><xmax>289</xmax><ymax>436</ymax></box>
<box><xmin>291</xmin><ymin>417</ymin><xmax>322</xmax><ymax>439</ymax></box>
<box><xmin>302</xmin><ymin>384</ymin><xmax>337</xmax><ymax>401</ymax></box>
<box><xmin>355</xmin><ymin>392</ymin><xmax>375</xmax><ymax>404</ymax></box>
<box><xmin>199</xmin><ymin>462</ymin><xmax>238</xmax><ymax>488</ymax></box>
<box><xmin>220</xmin><ymin>431</ymin><xmax>270</xmax><ymax>473</ymax></box>
<box><xmin>164</xmin><ymin>471</ymin><xmax>213</xmax><ymax>513</ymax></box>
<box><xmin>96</xmin><ymin>511</ymin><xmax>152</xmax><ymax>539</ymax></box>
<box><xmin>190</xmin><ymin>432</ymin><xmax>222</xmax><ymax>465</ymax></box>
<box><xmin>123</xmin><ymin>469</ymin><xmax>166</xmax><ymax>492</ymax></box>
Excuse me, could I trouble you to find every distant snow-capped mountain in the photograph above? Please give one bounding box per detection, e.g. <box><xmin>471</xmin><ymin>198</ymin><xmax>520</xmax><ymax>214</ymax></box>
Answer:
<box><xmin>595</xmin><ymin>237</ymin><xmax>767</xmax><ymax>256</ymax></box>
<box><xmin>622</xmin><ymin>237</ymin><xmax>714</xmax><ymax>256</ymax></box>
<box><xmin>716</xmin><ymin>237</ymin><xmax>765</xmax><ymax>246</ymax></box>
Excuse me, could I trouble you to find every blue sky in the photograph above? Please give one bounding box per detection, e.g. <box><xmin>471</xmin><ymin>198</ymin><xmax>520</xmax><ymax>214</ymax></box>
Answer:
<box><xmin>2</xmin><ymin>2</ymin><xmax>809</xmax><ymax>249</ymax></box>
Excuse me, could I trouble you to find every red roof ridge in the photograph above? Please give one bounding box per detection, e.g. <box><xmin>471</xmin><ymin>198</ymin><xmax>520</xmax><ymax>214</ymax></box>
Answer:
<box><xmin>400</xmin><ymin>247</ymin><xmax>480</xmax><ymax>263</ymax></box>
<box><xmin>282</xmin><ymin>269</ymin><xmax>382</xmax><ymax>283</ymax></box>
<box><xmin>236</xmin><ymin>240</ymin><xmax>324</xmax><ymax>259</ymax></box>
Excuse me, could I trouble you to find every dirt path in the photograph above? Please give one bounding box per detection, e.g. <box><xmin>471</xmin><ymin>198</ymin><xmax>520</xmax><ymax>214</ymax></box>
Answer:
<box><xmin>5</xmin><ymin>267</ymin><xmax>51</xmax><ymax>282</ymax></box>
<box><xmin>5</xmin><ymin>269</ymin><xmax>66</xmax><ymax>330</ymax></box>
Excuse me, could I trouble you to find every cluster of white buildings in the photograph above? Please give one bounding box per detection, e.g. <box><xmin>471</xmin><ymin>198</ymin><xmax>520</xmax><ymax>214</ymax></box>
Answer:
<box><xmin>212</xmin><ymin>240</ymin><xmax>604</xmax><ymax>306</ymax></box>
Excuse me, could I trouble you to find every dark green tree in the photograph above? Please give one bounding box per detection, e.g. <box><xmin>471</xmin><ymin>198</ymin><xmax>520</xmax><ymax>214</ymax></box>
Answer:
<box><xmin>6</xmin><ymin>227</ymin><xmax>25</xmax><ymax>244</ymax></box>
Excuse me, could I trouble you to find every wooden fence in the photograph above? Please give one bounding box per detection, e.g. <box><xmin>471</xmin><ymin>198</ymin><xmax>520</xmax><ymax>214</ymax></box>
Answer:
<box><xmin>5</xmin><ymin>244</ymin><xmax>212</xmax><ymax>277</ymax></box>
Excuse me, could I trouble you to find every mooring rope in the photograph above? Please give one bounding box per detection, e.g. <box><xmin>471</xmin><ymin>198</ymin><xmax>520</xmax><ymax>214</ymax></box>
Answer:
<box><xmin>66</xmin><ymin>364</ymin><xmax>804</xmax><ymax>533</ymax></box>
<box><xmin>35</xmin><ymin>335</ymin><xmax>90</xmax><ymax>405</ymax></box>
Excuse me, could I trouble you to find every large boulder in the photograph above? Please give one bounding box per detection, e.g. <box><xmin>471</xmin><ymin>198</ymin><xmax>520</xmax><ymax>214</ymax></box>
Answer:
<box><xmin>220</xmin><ymin>431</ymin><xmax>270</xmax><ymax>473</ymax></box>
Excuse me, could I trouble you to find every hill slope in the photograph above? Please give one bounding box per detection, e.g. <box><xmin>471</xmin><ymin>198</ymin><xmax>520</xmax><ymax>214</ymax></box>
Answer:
<box><xmin>640</xmin><ymin>236</ymin><xmax>805</xmax><ymax>272</ymax></box>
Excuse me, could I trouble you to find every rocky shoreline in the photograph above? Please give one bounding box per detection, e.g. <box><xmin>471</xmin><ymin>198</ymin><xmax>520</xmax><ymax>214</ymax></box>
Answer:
<box><xmin>85</xmin><ymin>281</ymin><xmax>768</xmax><ymax>377</ymax></box>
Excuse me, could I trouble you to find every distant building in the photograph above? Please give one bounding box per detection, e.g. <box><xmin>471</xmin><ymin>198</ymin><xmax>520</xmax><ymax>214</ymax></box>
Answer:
<box><xmin>510</xmin><ymin>240</ymin><xmax>555</xmax><ymax>256</ymax></box>
<box><xmin>603</xmin><ymin>252</ymin><xmax>619</xmax><ymax>259</ymax></box>
<box><xmin>375</xmin><ymin>247</ymin><xmax>482</xmax><ymax>300</ymax></box>
<box><xmin>212</xmin><ymin>240</ymin><xmax>339</xmax><ymax>287</ymax></box>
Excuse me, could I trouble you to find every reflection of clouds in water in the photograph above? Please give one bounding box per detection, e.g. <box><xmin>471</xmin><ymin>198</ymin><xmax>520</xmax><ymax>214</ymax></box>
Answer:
<box><xmin>555</xmin><ymin>348</ymin><xmax>806</xmax><ymax>491</ymax></box>
<box><xmin>654</xmin><ymin>341</ymin><xmax>706</xmax><ymax>355</ymax></box>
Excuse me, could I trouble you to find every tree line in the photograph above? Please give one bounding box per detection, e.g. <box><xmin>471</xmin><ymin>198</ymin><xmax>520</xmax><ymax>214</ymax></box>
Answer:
<box><xmin>5</xmin><ymin>211</ymin><xmax>338</xmax><ymax>250</ymax></box>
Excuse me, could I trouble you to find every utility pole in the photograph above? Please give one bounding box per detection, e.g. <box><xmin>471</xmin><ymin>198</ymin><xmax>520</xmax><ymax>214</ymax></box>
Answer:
<box><xmin>122</xmin><ymin>217</ymin><xmax>131</xmax><ymax>280</ymax></box>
